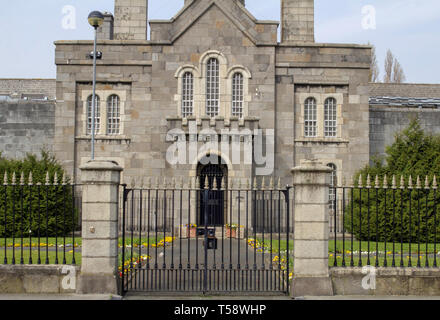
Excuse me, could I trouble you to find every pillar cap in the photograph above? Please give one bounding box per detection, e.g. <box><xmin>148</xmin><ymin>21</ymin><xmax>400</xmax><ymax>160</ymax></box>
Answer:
<box><xmin>80</xmin><ymin>160</ymin><xmax>123</xmax><ymax>172</ymax></box>
<box><xmin>291</xmin><ymin>160</ymin><xmax>332</xmax><ymax>174</ymax></box>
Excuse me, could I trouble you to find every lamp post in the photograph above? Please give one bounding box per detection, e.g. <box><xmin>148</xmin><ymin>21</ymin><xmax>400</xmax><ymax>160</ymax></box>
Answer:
<box><xmin>87</xmin><ymin>11</ymin><xmax>104</xmax><ymax>160</ymax></box>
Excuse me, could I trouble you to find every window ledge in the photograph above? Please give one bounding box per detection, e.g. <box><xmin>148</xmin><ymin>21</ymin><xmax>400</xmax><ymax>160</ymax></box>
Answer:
<box><xmin>295</xmin><ymin>138</ymin><xmax>349</xmax><ymax>144</ymax></box>
<box><xmin>75</xmin><ymin>135</ymin><xmax>131</xmax><ymax>143</ymax></box>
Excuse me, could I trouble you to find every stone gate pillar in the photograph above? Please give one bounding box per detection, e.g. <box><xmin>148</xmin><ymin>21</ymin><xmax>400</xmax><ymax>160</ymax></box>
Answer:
<box><xmin>291</xmin><ymin>160</ymin><xmax>333</xmax><ymax>297</ymax></box>
<box><xmin>78</xmin><ymin>160</ymin><xmax>122</xmax><ymax>294</ymax></box>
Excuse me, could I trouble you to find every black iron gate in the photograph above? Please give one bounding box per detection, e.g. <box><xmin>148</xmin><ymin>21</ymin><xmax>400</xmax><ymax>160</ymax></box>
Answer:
<box><xmin>120</xmin><ymin>179</ymin><xmax>291</xmax><ymax>295</ymax></box>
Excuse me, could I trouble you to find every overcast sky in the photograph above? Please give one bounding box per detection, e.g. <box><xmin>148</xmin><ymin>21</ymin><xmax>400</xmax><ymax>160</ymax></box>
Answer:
<box><xmin>0</xmin><ymin>0</ymin><xmax>438</xmax><ymax>83</ymax></box>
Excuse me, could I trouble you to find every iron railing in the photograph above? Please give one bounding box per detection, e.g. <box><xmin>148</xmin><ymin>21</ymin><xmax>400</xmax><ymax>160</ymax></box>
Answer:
<box><xmin>330</xmin><ymin>174</ymin><xmax>439</xmax><ymax>268</ymax></box>
<box><xmin>0</xmin><ymin>172</ymin><xmax>81</xmax><ymax>265</ymax></box>
<box><xmin>120</xmin><ymin>177</ymin><xmax>293</xmax><ymax>294</ymax></box>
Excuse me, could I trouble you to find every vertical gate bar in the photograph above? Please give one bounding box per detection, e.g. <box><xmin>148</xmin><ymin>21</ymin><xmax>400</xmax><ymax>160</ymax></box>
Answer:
<box><xmin>358</xmin><ymin>186</ymin><xmax>362</xmax><ymax>267</ymax></box>
<box><xmin>62</xmin><ymin>182</ymin><xmax>66</xmax><ymax>265</ymax></box>
<box><xmin>12</xmin><ymin>180</ymin><xmax>15</xmax><ymax>265</ymax></box>
<box><xmin>253</xmin><ymin>187</ymin><xmax>257</xmax><ymax>291</ymax></box>
<box><xmin>195</xmin><ymin>188</ymin><xmax>199</xmax><ymax>273</ymax></box>
<box><xmin>350</xmin><ymin>186</ymin><xmax>354</xmax><ymax>267</ymax></box>
<box><xmin>384</xmin><ymin>187</ymin><xmax>388</xmax><ymax>267</ymax></box>
<box><xmin>269</xmin><ymin>188</ymin><xmax>273</xmax><ymax>291</ymax></box>
<box><xmin>38</xmin><ymin>183</ymin><xmax>42</xmax><ymax>265</ymax></box>
<box><xmin>334</xmin><ymin>184</ymin><xmax>337</xmax><ymax>267</ymax></box>
<box><xmin>392</xmin><ymin>187</ymin><xmax>396</xmax><ymax>267</ymax></box>
<box><xmin>342</xmin><ymin>186</ymin><xmax>346</xmax><ymax>267</ymax></box>
<box><xmin>163</xmin><ymin>188</ymin><xmax>167</xmax><ymax>271</ymax></box>
<box><xmin>179</xmin><ymin>186</ymin><xmax>182</xmax><ymax>291</ymax></box>
<box><xmin>146</xmin><ymin>188</ymin><xmax>151</xmax><ymax>289</ymax></box>
<box><xmin>45</xmin><ymin>181</ymin><xmax>48</xmax><ymax>264</ymax></box>
<box><xmin>285</xmin><ymin>186</ymin><xmax>291</xmax><ymax>295</ymax></box>
<box><xmin>237</xmin><ymin>187</ymin><xmax>241</xmax><ymax>290</ymax></box>
<box><xmin>171</xmin><ymin>187</ymin><xmax>175</xmax><ymax>270</ymax></box>
<box><xmin>278</xmin><ymin>190</ymin><xmax>281</xmax><ymax>291</ymax></box>
<box><xmin>434</xmin><ymin>187</ymin><xmax>437</xmax><ymax>268</ymax></box>
<box><xmin>375</xmin><ymin>186</ymin><xmax>379</xmax><ymax>267</ymax></box>
<box><xmin>121</xmin><ymin>185</ymin><xmax>127</xmax><ymax>295</ymax></box>
<box><xmin>203</xmin><ymin>189</ymin><xmax>208</xmax><ymax>293</ymax></box>
<box><xmin>3</xmin><ymin>179</ymin><xmax>7</xmax><ymax>264</ymax></box>
<box><xmin>417</xmin><ymin>188</ymin><xmax>421</xmax><ymax>268</ymax></box>
<box><xmin>131</xmin><ymin>189</ymin><xmax>135</xmax><ymax>274</ymax></box>
<box><xmin>367</xmin><ymin>187</ymin><xmax>370</xmax><ymax>266</ymax></box>
<box><xmin>409</xmin><ymin>187</ymin><xmax>413</xmax><ymax>267</ymax></box>
<box><xmin>139</xmin><ymin>189</ymin><xmax>143</xmax><ymax>289</ymax></box>
<box><xmin>155</xmin><ymin>186</ymin><xmax>159</xmax><ymax>290</ymax></box>
<box><xmin>261</xmin><ymin>189</ymin><xmax>265</xmax><ymax>291</ymax></box>
<box><xmin>228</xmin><ymin>186</ymin><xmax>232</xmax><ymax>291</ymax></box>
<box><xmin>245</xmin><ymin>187</ymin><xmax>249</xmax><ymax>291</ymax></box>
<box><xmin>400</xmin><ymin>185</ymin><xmax>404</xmax><ymax>267</ymax></box>
<box><xmin>20</xmin><ymin>180</ymin><xmax>24</xmax><ymax>264</ymax></box>
<box><xmin>425</xmin><ymin>188</ymin><xmax>429</xmax><ymax>268</ymax></box>
<box><xmin>29</xmin><ymin>181</ymin><xmax>33</xmax><ymax>265</ymax></box>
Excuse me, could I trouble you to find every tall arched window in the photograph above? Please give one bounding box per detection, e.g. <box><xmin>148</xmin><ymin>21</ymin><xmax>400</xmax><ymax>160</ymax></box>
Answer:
<box><xmin>107</xmin><ymin>95</ymin><xmax>121</xmax><ymax>135</ymax></box>
<box><xmin>324</xmin><ymin>98</ymin><xmax>337</xmax><ymax>137</ymax></box>
<box><xmin>304</xmin><ymin>97</ymin><xmax>317</xmax><ymax>137</ymax></box>
<box><xmin>206</xmin><ymin>58</ymin><xmax>219</xmax><ymax>117</ymax></box>
<box><xmin>87</xmin><ymin>95</ymin><xmax>100</xmax><ymax>135</ymax></box>
<box><xmin>231</xmin><ymin>72</ymin><xmax>243</xmax><ymax>118</ymax></box>
<box><xmin>327</xmin><ymin>163</ymin><xmax>337</xmax><ymax>214</ymax></box>
<box><xmin>182</xmin><ymin>72</ymin><xmax>194</xmax><ymax>118</ymax></box>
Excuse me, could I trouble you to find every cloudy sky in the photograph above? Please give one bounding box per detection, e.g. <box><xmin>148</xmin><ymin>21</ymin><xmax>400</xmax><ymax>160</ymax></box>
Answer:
<box><xmin>0</xmin><ymin>0</ymin><xmax>439</xmax><ymax>83</ymax></box>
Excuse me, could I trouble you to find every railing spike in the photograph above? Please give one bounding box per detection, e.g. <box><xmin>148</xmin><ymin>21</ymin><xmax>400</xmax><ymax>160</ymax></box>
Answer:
<box><xmin>358</xmin><ymin>174</ymin><xmax>363</xmax><ymax>188</ymax></box>
<box><xmin>400</xmin><ymin>176</ymin><xmax>405</xmax><ymax>189</ymax></box>
<box><xmin>3</xmin><ymin>172</ymin><xmax>7</xmax><ymax>185</ymax></box>
<box><xmin>342</xmin><ymin>176</ymin><xmax>346</xmax><ymax>187</ymax></box>
<box><xmin>383</xmin><ymin>174</ymin><xmax>388</xmax><ymax>189</ymax></box>
<box><xmin>261</xmin><ymin>177</ymin><xmax>266</xmax><ymax>190</ymax></box>
<box><xmin>204</xmin><ymin>175</ymin><xmax>209</xmax><ymax>190</ymax></box>
<box><xmin>155</xmin><ymin>177</ymin><xmax>160</xmax><ymax>189</ymax></box>
<box><xmin>163</xmin><ymin>177</ymin><xmax>167</xmax><ymax>189</ymax></box>
<box><xmin>425</xmin><ymin>176</ymin><xmax>430</xmax><ymax>190</ymax></box>
<box><xmin>213</xmin><ymin>177</ymin><xmax>218</xmax><ymax>190</ymax></box>
<box><xmin>277</xmin><ymin>177</ymin><xmax>282</xmax><ymax>190</ymax></box>
<box><xmin>408</xmin><ymin>175</ymin><xmax>413</xmax><ymax>189</ymax></box>
<box><xmin>253</xmin><ymin>177</ymin><xmax>258</xmax><ymax>190</ymax></box>
<box><xmin>61</xmin><ymin>173</ymin><xmax>66</xmax><ymax>186</ymax></box>
<box><xmin>416</xmin><ymin>176</ymin><xmax>421</xmax><ymax>189</ymax></box>
<box><xmin>53</xmin><ymin>172</ymin><xmax>58</xmax><ymax>185</ymax></box>
<box><xmin>130</xmin><ymin>178</ymin><xmax>136</xmax><ymax>188</ymax></box>
<box><xmin>179</xmin><ymin>177</ymin><xmax>183</xmax><ymax>190</ymax></box>
<box><xmin>221</xmin><ymin>177</ymin><xmax>226</xmax><ymax>191</ymax></box>
<box><xmin>392</xmin><ymin>175</ymin><xmax>397</xmax><ymax>189</ymax></box>
<box><xmin>433</xmin><ymin>175</ymin><xmax>438</xmax><ymax>189</ymax></box>
<box><xmin>269</xmin><ymin>177</ymin><xmax>274</xmax><ymax>189</ymax></box>
<box><xmin>20</xmin><ymin>172</ymin><xmax>25</xmax><ymax>186</ymax></box>
<box><xmin>45</xmin><ymin>172</ymin><xmax>49</xmax><ymax>185</ymax></box>
<box><xmin>172</xmin><ymin>177</ymin><xmax>176</xmax><ymax>189</ymax></box>
<box><xmin>374</xmin><ymin>175</ymin><xmax>379</xmax><ymax>189</ymax></box>
<box><xmin>366</xmin><ymin>174</ymin><xmax>371</xmax><ymax>189</ymax></box>
<box><xmin>247</xmin><ymin>178</ymin><xmax>251</xmax><ymax>190</ymax></box>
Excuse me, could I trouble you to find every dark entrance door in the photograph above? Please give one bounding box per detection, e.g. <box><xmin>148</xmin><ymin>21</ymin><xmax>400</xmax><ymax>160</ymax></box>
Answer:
<box><xmin>198</xmin><ymin>160</ymin><xmax>227</xmax><ymax>226</ymax></box>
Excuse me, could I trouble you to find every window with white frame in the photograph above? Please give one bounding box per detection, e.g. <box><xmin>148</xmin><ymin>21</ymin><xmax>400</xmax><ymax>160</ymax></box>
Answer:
<box><xmin>231</xmin><ymin>72</ymin><xmax>244</xmax><ymax>118</ymax></box>
<box><xmin>206</xmin><ymin>58</ymin><xmax>219</xmax><ymax>117</ymax></box>
<box><xmin>182</xmin><ymin>72</ymin><xmax>194</xmax><ymax>118</ymax></box>
<box><xmin>327</xmin><ymin>163</ymin><xmax>337</xmax><ymax>214</ymax></box>
<box><xmin>87</xmin><ymin>95</ymin><xmax>100</xmax><ymax>135</ymax></box>
<box><xmin>304</xmin><ymin>97</ymin><xmax>317</xmax><ymax>137</ymax></box>
<box><xmin>324</xmin><ymin>97</ymin><xmax>337</xmax><ymax>137</ymax></box>
<box><xmin>107</xmin><ymin>94</ymin><xmax>121</xmax><ymax>135</ymax></box>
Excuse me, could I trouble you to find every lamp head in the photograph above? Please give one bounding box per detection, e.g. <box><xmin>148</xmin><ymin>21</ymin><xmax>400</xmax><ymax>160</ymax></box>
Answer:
<box><xmin>88</xmin><ymin>11</ymin><xmax>104</xmax><ymax>29</ymax></box>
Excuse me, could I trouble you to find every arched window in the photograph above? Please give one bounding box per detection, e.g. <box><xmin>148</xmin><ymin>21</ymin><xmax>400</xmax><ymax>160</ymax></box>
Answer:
<box><xmin>231</xmin><ymin>72</ymin><xmax>243</xmax><ymax>118</ymax></box>
<box><xmin>107</xmin><ymin>95</ymin><xmax>121</xmax><ymax>135</ymax></box>
<box><xmin>206</xmin><ymin>58</ymin><xmax>219</xmax><ymax>117</ymax></box>
<box><xmin>87</xmin><ymin>95</ymin><xmax>100</xmax><ymax>135</ymax></box>
<box><xmin>304</xmin><ymin>97</ymin><xmax>317</xmax><ymax>137</ymax></box>
<box><xmin>327</xmin><ymin>163</ymin><xmax>337</xmax><ymax>214</ymax></box>
<box><xmin>324</xmin><ymin>98</ymin><xmax>337</xmax><ymax>137</ymax></box>
<box><xmin>182</xmin><ymin>72</ymin><xmax>194</xmax><ymax>118</ymax></box>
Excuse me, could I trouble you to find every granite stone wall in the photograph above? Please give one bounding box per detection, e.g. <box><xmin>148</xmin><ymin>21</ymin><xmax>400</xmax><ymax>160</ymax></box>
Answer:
<box><xmin>0</xmin><ymin>101</ymin><xmax>55</xmax><ymax>159</ymax></box>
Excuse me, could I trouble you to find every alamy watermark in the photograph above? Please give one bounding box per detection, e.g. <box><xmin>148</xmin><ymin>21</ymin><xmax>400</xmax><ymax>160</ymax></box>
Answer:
<box><xmin>166</xmin><ymin>121</ymin><xmax>274</xmax><ymax>176</ymax></box>
<box><xmin>361</xmin><ymin>266</ymin><xmax>377</xmax><ymax>290</ymax></box>
<box><xmin>361</xmin><ymin>5</ymin><xmax>376</xmax><ymax>30</ymax></box>
<box><xmin>61</xmin><ymin>265</ymin><xmax>76</xmax><ymax>290</ymax></box>
<box><xmin>62</xmin><ymin>5</ymin><xmax>76</xmax><ymax>30</ymax></box>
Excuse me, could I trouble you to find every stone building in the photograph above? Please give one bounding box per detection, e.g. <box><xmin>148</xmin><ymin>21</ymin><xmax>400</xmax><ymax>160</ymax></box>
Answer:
<box><xmin>1</xmin><ymin>0</ymin><xmax>440</xmax><ymax>193</ymax></box>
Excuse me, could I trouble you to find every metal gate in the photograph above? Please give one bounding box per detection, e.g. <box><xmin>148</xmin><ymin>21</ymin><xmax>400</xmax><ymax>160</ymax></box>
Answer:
<box><xmin>120</xmin><ymin>178</ymin><xmax>291</xmax><ymax>295</ymax></box>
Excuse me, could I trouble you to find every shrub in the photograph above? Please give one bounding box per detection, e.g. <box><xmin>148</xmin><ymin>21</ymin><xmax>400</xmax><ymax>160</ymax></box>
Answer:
<box><xmin>345</xmin><ymin>120</ymin><xmax>440</xmax><ymax>242</ymax></box>
<box><xmin>0</xmin><ymin>151</ymin><xmax>78</xmax><ymax>238</ymax></box>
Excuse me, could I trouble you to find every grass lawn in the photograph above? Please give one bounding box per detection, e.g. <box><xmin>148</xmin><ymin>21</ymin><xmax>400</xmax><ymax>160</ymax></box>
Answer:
<box><xmin>0</xmin><ymin>237</ymin><xmax>82</xmax><ymax>247</ymax></box>
<box><xmin>0</xmin><ymin>248</ymin><xmax>80</xmax><ymax>265</ymax></box>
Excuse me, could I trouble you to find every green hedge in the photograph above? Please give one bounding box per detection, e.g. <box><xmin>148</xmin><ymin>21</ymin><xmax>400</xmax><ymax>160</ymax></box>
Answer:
<box><xmin>0</xmin><ymin>151</ymin><xmax>78</xmax><ymax>238</ymax></box>
<box><xmin>344</xmin><ymin>120</ymin><xmax>440</xmax><ymax>242</ymax></box>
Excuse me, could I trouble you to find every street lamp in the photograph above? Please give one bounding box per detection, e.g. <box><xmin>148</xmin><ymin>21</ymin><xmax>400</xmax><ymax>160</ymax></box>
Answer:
<box><xmin>87</xmin><ymin>11</ymin><xmax>104</xmax><ymax>160</ymax></box>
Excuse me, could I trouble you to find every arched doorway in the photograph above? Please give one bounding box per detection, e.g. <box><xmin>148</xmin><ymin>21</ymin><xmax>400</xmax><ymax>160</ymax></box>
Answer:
<box><xmin>197</xmin><ymin>155</ymin><xmax>228</xmax><ymax>226</ymax></box>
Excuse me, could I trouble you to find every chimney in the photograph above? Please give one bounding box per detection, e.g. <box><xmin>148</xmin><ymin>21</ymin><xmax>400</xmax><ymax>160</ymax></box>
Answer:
<box><xmin>281</xmin><ymin>0</ymin><xmax>314</xmax><ymax>43</ymax></box>
<box><xmin>114</xmin><ymin>0</ymin><xmax>148</xmax><ymax>40</ymax></box>
<box><xmin>97</xmin><ymin>12</ymin><xmax>114</xmax><ymax>40</ymax></box>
